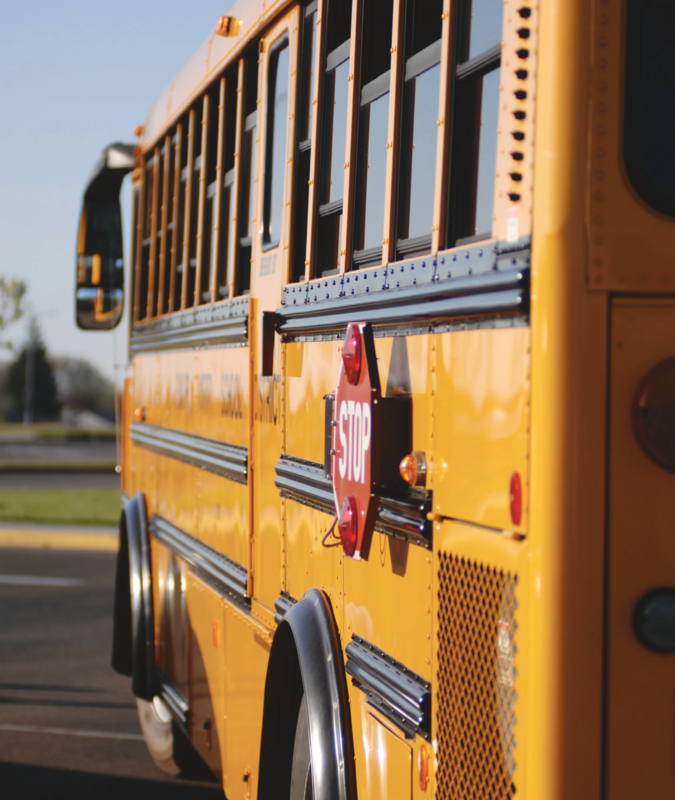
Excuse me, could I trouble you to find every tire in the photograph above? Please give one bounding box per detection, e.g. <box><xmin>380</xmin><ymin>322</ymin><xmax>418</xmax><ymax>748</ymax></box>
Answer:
<box><xmin>290</xmin><ymin>695</ymin><xmax>313</xmax><ymax>800</ymax></box>
<box><xmin>136</xmin><ymin>697</ymin><xmax>214</xmax><ymax>781</ymax></box>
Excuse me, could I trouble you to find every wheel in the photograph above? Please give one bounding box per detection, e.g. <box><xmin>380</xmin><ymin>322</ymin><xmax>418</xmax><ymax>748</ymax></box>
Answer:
<box><xmin>136</xmin><ymin>697</ymin><xmax>214</xmax><ymax>780</ymax></box>
<box><xmin>290</xmin><ymin>695</ymin><xmax>313</xmax><ymax>800</ymax></box>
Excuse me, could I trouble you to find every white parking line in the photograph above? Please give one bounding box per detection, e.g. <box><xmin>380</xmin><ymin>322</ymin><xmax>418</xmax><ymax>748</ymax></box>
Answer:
<box><xmin>0</xmin><ymin>575</ymin><xmax>84</xmax><ymax>587</ymax></box>
<box><xmin>0</xmin><ymin>723</ymin><xmax>143</xmax><ymax>741</ymax></box>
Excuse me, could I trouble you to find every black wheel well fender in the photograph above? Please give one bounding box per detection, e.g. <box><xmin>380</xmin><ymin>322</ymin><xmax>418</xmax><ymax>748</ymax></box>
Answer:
<box><xmin>111</xmin><ymin>492</ymin><xmax>155</xmax><ymax>700</ymax></box>
<box><xmin>257</xmin><ymin>588</ymin><xmax>356</xmax><ymax>800</ymax></box>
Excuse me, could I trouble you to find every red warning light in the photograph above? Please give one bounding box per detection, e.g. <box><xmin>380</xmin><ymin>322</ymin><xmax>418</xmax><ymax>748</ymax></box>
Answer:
<box><xmin>510</xmin><ymin>471</ymin><xmax>522</xmax><ymax>526</ymax></box>
<box><xmin>342</xmin><ymin>323</ymin><xmax>363</xmax><ymax>385</ymax></box>
<box><xmin>337</xmin><ymin>496</ymin><xmax>358</xmax><ymax>556</ymax></box>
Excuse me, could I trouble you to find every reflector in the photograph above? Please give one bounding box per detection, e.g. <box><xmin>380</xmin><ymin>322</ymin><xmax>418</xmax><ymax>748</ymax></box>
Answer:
<box><xmin>509</xmin><ymin>472</ymin><xmax>522</xmax><ymax>526</ymax></box>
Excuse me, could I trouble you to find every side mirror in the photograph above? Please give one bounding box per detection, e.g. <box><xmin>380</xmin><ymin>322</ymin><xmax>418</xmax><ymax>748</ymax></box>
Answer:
<box><xmin>76</xmin><ymin>142</ymin><xmax>134</xmax><ymax>330</ymax></box>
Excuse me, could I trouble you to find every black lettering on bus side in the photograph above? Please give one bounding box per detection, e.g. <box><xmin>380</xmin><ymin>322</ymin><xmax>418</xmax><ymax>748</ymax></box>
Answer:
<box><xmin>258</xmin><ymin>374</ymin><xmax>280</xmax><ymax>424</ymax></box>
<box><xmin>175</xmin><ymin>372</ymin><xmax>190</xmax><ymax>409</ymax></box>
<box><xmin>199</xmin><ymin>373</ymin><xmax>212</xmax><ymax>410</ymax></box>
<box><xmin>220</xmin><ymin>373</ymin><xmax>243</xmax><ymax>420</ymax></box>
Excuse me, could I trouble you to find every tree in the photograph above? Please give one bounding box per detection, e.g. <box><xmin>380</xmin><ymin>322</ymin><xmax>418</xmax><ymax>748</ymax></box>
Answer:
<box><xmin>6</xmin><ymin>318</ymin><xmax>61</xmax><ymax>422</ymax></box>
<box><xmin>53</xmin><ymin>356</ymin><xmax>115</xmax><ymax>419</ymax></box>
<box><xmin>0</xmin><ymin>276</ymin><xmax>27</xmax><ymax>351</ymax></box>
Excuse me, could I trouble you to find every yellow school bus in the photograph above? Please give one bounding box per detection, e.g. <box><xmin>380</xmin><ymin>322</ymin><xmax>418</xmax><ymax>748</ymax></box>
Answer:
<box><xmin>75</xmin><ymin>0</ymin><xmax>675</xmax><ymax>797</ymax></box>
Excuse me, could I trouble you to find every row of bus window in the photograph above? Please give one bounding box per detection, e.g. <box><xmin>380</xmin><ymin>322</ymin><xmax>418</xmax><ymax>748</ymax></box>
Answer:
<box><xmin>135</xmin><ymin>0</ymin><xmax>503</xmax><ymax>321</ymax></box>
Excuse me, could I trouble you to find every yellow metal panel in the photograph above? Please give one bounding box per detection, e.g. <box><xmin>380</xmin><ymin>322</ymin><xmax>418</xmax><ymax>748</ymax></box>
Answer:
<box><xmin>199</xmin><ymin>469</ymin><xmax>249</xmax><ymax>567</ymax></box>
<box><xmin>606</xmin><ymin>299</ymin><xmax>675</xmax><ymax>799</ymax></box>
<box><xmin>155</xmin><ymin>451</ymin><xmax>196</xmax><ymax>539</ymax></box>
<box><xmin>345</xmin><ymin>534</ymin><xmax>433</xmax><ymax>683</ymax></box>
<box><xmin>432</xmin><ymin>327</ymin><xmax>530</xmax><ymax>533</ymax></box>
<box><xmin>285</xmin><ymin>340</ymin><xmax>340</xmax><ymax>463</ymax></box>
<box><xmin>186</xmin><ymin>573</ymin><xmax>225</xmax><ymax>777</ymax></box>
<box><xmin>222</xmin><ymin>600</ymin><xmax>270</xmax><ymax>800</ymax></box>
<box><xmin>196</xmin><ymin>341</ymin><xmax>250</xmax><ymax>447</ymax></box>
<box><xmin>285</xmin><ymin>502</ymin><xmax>343</xmax><ymax>628</ymax></box>
<box><xmin>529</xmin><ymin>0</ymin><xmax>607</xmax><ymax>794</ymax></box>
<box><xmin>350</xmin><ymin>686</ymin><xmax>412</xmax><ymax>800</ymax></box>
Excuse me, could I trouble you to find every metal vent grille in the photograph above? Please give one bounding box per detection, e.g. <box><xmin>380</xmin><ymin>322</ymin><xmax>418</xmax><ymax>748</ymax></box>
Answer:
<box><xmin>436</xmin><ymin>553</ymin><xmax>518</xmax><ymax>799</ymax></box>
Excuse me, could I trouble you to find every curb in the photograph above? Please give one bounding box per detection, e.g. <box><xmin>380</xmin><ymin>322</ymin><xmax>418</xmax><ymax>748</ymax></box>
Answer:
<box><xmin>0</xmin><ymin>523</ymin><xmax>119</xmax><ymax>552</ymax></box>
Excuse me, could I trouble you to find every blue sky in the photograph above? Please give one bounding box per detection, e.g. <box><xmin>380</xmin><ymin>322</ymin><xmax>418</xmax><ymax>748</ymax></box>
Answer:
<box><xmin>0</xmin><ymin>1</ymin><xmax>230</xmax><ymax>380</ymax></box>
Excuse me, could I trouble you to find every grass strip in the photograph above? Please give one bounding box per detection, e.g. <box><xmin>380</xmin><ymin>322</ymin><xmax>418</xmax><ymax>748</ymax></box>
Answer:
<box><xmin>0</xmin><ymin>423</ymin><xmax>116</xmax><ymax>440</ymax></box>
<box><xmin>0</xmin><ymin>489</ymin><xmax>122</xmax><ymax>526</ymax></box>
<box><xmin>0</xmin><ymin>462</ymin><xmax>118</xmax><ymax>472</ymax></box>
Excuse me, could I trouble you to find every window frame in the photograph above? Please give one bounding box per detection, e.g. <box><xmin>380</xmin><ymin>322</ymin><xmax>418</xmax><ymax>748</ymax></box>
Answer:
<box><xmin>289</xmin><ymin>0</ymin><xmax>319</xmax><ymax>284</ymax></box>
<box><xmin>233</xmin><ymin>47</ymin><xmax>260</xmax><ymax>297</ymax></box>
<box><xmin>395</xmin><ymin>37</ymin><xmax>443</xmax><ymax>259</ymax></box>
<box><xmin>446</xmin><ymin>0</ymin><xmax>502</xmax><ymax>247</ymax></box>
<box><xmin>316</xmin><ymin>39</ymin><xmax>351</xmax><ymax>276</ymax></box>
<box><xmin>261</xmin><ymin>32</ymin><xmax>291</xmax><ymax>252</ymax></box>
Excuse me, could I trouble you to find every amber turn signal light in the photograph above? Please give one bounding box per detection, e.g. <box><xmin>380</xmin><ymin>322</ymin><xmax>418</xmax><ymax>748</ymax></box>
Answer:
<box><xmin>399</xmin><ymin>451</ymin><xmax>427</xmax><ymax>487</ymax></box>
<box><xmin>216</xmin><ymin>15</ymin><xmax>241</xmax><ymax>37</ymax></box>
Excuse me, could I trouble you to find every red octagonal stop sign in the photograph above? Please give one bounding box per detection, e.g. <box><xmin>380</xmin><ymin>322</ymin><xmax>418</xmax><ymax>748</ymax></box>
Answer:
<box><xmin>331</xmin><ymin>322</ymin><xmax>382</xmax><ymax>560</ymax></box>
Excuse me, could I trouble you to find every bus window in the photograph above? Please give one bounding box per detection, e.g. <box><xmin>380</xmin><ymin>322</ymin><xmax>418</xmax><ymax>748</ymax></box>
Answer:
<box><xmin>262</xmin><ymin>35</ymin><xmax>290</xmax><ymax>250</ymax></box>
<box><xmin>216</xmin><ymin>68</ymin><xmax>238</xmax><ymax>300</ymax></box>
<box><xmin>317</xmin><ymin>0</ymin><xmax>352</xmax><ymax>276</ymax></box>
<box><xmin>199</xmin><ymin>80</ymin><xmax>222</xmax><ymax>305</ymax></box>
<box><xmin>624</xmin><ymin>0</ymin><xmax>675</xmax><ymax>217</ymax></box>
<box><xmin>236</xmin><ymin>49</ymin><xmax>259</xmax><ymax>296</ymax></box>
<box><xmin>138</xmin><ymin>155</ymin><xmax>154</xmax><ymax>320</ymax></box>
<box><xmin>152</xmin><ymin>142</ymin><xmax>164</xmax><ymax>317</ymax></box>
<box><xmin>160</xmin><ymin>133</ymin><xmax>177</xmax><ymax>314</ymax></box>
<box><xmin>290</xmin><ymin>2</ymin><xmax>317</xmax><ymax>283</ymax></box>
<box><xmin>186</xmin><ymin>105</ymin><xmax>202</xmax><ymax>307</ymax></box>
<box><xmin>131</xmin><ymin>186</ymin><xmax>140</xmax><ymax>319</ymax></box>
<box><xmin>352</xmin><ymin>0</ymin><xmax>394</xmax><ymax>269</ymax></box>
<box><xmin>175</xmin><ymin>115</ymin><xmax>189</xmax><ymax>308</ymax></box>
<box><xmin>448</xmin><ymin>0</ymin><xmax>502</xmax><ymax>245</ymax></box>
<box><xmin>396</xmin><ymin>0</ymin><xmax>443</xmax><ymax>258</ymax></box>
<box><xmin>158</xmin><ymin>135</ymin><xmax>172</xmax><ymax>314</ymax></box>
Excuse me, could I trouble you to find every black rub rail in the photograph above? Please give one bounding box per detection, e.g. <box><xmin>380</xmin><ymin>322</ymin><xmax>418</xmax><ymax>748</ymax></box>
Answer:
<box><xmin>130</xmin><ymin>296</ymin><xmax>249</xmax><ymax>355</ymax></box>
<box><xmin>274</xmin><ymin>455</ymin><xmax>432</xmax><ymax>549</ymax></box>
<box><xmin>277</xmin><ymin>239</ymin><xmax>530</xmax><ymax>338</ymax></box>
<box><xmin>131</xmin><ymin>423</ymin><xmax>248</xmax><ymax>485</ymax></box>
<box><xmin>150</xmin><ymin>516</ymin><xmax>249</xmax><ymax>608</ymax></box>
<box><xmin>346</xmin><ymin>635</ymin><xmax>431</xmax><ymax>740</ymax></box>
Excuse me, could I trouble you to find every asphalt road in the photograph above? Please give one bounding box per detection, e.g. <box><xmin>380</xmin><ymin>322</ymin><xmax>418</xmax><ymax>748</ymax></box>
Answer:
<box><xmin>0</xmin><ymin>547</ymin><xmax>223</xmax><ymax>799</ymax></box>
<box><xmin>0</xmin><ymin>439</ymin><xmax>118</xmax><ymax>463</ymax></box>
<box><xmin>0</xmin><ymin>471</ymin><xmax>120</xmax><ymax>490</ymax></box>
